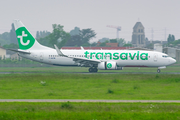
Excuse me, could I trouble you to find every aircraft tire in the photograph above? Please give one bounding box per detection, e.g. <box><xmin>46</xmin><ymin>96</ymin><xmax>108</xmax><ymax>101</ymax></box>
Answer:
<box><xmin>93</xmin><ymin>67</ymin><xmax>98</xmax><ymax>72</ymax></box>
<box><xmin>157</xmin><ymin>69</ymin><xmax>161</xmax><ymax>73</ymax></box>
<box><xmin>89</xmin><ymin>67</ymin><xmax>93</xmax><ymax>72</ymax></box>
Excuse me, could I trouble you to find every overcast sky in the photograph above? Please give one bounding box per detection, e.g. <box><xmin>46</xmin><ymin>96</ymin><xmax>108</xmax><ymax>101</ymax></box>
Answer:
<box><xmin>0</xmin><ymin>0</ymin><xmax>180</xmax><ymax>43</ymax></box>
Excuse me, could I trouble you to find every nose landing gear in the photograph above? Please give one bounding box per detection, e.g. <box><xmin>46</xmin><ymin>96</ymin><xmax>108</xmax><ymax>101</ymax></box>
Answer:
<box><xmin>157</xmin><ymin>69</ymin><xmax>161</xmax><ymax>73</ymax></box>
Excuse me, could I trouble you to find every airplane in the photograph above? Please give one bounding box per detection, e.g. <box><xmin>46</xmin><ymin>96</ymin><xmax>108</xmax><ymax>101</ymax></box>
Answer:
<box><xmin>9</xmin><ymin>20</ymin><xmax>176</xmax><ymax>73</ymax></box>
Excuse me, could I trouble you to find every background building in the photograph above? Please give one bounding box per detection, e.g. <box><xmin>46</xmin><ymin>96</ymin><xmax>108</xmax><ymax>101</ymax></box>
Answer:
<box><xmin>106</xmin><ymin>43</ymin><xmax>118</xmax><ymax>47</ymax></box>
<box><xmin>154</xmin><ymin>43</ymin><xmax>162</xmax><ymax>53</ymax></box>
<box><xmin>132</xmin><ymin>22</ymin><xmax>146</xmax><ymax>48</ymax></box>
<box><xmin>176</xmin><ymin>49</ymin><xmax>180</xmax><ymax>62</ymax></box>
<box><xmin>10</xmin><ymin>53</ymin><xmax>22</xmax><ymax>60</ymax></box>
<box><xmin>163</xmin><ymin>47</ymin><xmax>176</xmax><ymax>58</ymax></box>
<box><xmin>0</xmin><ymin>46</ymin><xmax>6</xmax><ymax>59</ymax></box>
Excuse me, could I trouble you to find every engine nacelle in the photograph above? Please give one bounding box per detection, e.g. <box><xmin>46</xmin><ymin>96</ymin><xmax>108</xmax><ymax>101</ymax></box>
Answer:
<box><xmin>98</xmin><ymin>61</ymin><xmax>122</xmax><ymax>70</ymax></box>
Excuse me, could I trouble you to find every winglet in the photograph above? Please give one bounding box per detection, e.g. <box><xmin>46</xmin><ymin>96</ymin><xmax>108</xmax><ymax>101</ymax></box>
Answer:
<box><xmin>80</xmin><ymin>46</ymin><xmax>84</xmax><ymax>50</ymax></box>
<box><xmin>54</xmin><ymin>44</ymin><xmax>67</xmax><ymax>57</ymax></box>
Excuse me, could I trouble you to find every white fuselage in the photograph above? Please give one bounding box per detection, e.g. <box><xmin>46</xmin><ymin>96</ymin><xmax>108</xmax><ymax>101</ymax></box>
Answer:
<box><xmin>19</xmin><ymin>48</ymin><xmax>176</xmax><ymax>68</ymax></box>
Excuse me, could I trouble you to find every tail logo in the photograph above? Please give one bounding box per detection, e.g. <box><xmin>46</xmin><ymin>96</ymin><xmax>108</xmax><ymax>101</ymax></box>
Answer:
<box><xmin>16</xmin><ymin>27</ymin><xmax>35</xmax><ymax>50</ymax></box>
<box><xmin>18</xmin><ymin>31</ymin><xmax>30</xmax><ymax>46</ymax></box>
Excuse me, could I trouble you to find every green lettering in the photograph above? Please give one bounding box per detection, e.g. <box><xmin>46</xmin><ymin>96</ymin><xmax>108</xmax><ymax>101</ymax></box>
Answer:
<box><xmin>129</xmin><ymin>53</ymin><xmax>136</xmax><ymax>60</ymax></box>
<box><xmin>84</xmin><ymin>51</ymin><xmax>89</xmax><ymax>59</ymax></box>
<box><xmin>113</xmin><ymin>53</ymin><xmax>119</xmax><ymax>60</ymax></box>
<box><xmin>85</xmin><ymin>51</ymin><xmax>148</xmax><ymax>61</ymax></box>
<box><xmin>137</xmin><ymin>51</ymin><xmax>139</xmax><ymax>60</ymax></box>
<box><xmin>140</xmin><ymin>53</ymin><xmax>148</xmax><ymax>60</ymax></box>
<box><xmin>90</xmin><ymin>52</ymin><xmax>96</xmax><ymax>59</ymax></box>
<box><xmin>96</xmin><ymin>52</ymin><xmax>103</xmax><ymax>60</ymax></box>
<box><xmin>105</xmin><ymin>53</ymin><xmax>112</xmax><ymax>60</ymax></box>
<box><xmin>120</xmin><ymin>53</ymin><xmax>128</xmax><ymax>60</ymax></box>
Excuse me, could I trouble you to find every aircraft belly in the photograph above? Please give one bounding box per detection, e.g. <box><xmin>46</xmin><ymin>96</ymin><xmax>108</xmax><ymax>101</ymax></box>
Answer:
<box><xmin>53</xmin><ymin>57</ymin><xmax>76</xmax><ymax>65</ymax></box>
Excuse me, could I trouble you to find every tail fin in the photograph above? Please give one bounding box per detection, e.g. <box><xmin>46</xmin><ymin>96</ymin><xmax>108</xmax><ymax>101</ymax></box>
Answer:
<box><xmin>14</xmin><ymin>20</ymin><xmax>45</xmax><ymax>50</ymax></box>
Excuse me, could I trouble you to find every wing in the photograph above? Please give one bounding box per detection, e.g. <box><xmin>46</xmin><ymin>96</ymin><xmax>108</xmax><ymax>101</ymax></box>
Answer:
<box><xmin>72</xmin><ymin>57</ymin><xmax>101</xmax><ymax>66</ymax></box>
<box><xmin>54</xmin><ymin>45</ymin><xmax>101</xmax><ymax>66</ymax></box>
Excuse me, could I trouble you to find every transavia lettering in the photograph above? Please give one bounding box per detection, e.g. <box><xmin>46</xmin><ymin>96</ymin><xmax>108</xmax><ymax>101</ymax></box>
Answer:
<box><xmin>84</xmin><ymin>51</ymin><xmax>148</xmax><ymax>60</ymax></box>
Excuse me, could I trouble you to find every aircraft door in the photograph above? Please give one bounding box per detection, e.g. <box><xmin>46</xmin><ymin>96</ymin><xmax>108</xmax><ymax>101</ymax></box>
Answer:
<box><xmin>40</xmin><ymin>52</ymin><xmax>44</xmax><ymax>61</ymax></box>
<box><xmin>154</xmin><ymin>53</ymin><xmax>158</xmax><ymax>62</ymax></box>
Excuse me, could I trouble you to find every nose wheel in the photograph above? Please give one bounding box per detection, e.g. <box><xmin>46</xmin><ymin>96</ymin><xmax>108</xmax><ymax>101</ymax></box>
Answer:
<box><xmin>157</xmin><ymin>69</ymin><xmax>161</xmax><ymax>73</ymax></box>
<box><xmin>89</xmin><ymin>67</ymin><xmax>98</xmax><ymax>73</ymax></box>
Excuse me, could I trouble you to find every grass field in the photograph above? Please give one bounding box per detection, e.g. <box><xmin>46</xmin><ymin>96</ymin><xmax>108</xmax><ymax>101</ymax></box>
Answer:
<box><xmin>0</xmin><ymin>73</ymin><xmax>180</xmax><ymax>100</ymax></box>
<box><xmin>1</xmin><ymin>68</ymin><xmax>180</xmax><ymax>119</ymax></box>
<box><xmin>0</xmin><ymin>65</ymin><xmax>180</xmax><ymax>73</ymax></box>
<box><xmin>0</xmin><ymin>102</ymin><xmax>180</xmax><ymax>120</ymax></box>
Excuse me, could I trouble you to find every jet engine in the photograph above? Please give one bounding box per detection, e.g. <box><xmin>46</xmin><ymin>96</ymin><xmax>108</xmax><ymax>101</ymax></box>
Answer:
<box><xmin>98</xmin><ymin>61</ymin><xmax>123</xmax><ymax>70</ymax></box>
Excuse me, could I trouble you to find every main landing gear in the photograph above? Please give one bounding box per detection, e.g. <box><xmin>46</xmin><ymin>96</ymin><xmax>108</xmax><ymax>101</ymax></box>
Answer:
<box><xmin>157</xmin><ymin>69</ymin><xmax>161</xmax><ymax>73</ymax></box>
<box><xmin>89</xmin><ymin>67</ymin><xmax>98</xmax><ymax>73</ymax></box>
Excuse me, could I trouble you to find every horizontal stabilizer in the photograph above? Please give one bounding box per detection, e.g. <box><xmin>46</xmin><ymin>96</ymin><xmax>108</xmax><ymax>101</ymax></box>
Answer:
<box><xmin>8</xmin><ymin>49</ymin><xmax>30</xmax><ymax>54</ymax></box>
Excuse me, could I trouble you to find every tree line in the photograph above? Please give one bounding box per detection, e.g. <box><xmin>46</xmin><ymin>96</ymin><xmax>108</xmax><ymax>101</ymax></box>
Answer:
<box><xmin>37</xmin><ymin>24</ymin><xmax>96</xmax><ymax>48</ymax></box>
<box><xmin>0</xmin><ymin>23</ymin><xmax>97</xmax><ymax>49</ymax></box>
<box><xmin>1</xmin><ymin>23</ymin><xmax>180</xmax><ymax>50</ymax></box>
<box><xmin>0</xmin><ymin>22</ymin><xmax>132</xmax><ymax>49</ymax></box>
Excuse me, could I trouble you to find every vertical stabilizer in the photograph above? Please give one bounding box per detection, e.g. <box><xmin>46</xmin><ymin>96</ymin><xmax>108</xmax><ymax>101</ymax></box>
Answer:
<box><xmin>14</xmin><ymin>20</ymin><xmax>46</xmax><ymax>50</ymax></box>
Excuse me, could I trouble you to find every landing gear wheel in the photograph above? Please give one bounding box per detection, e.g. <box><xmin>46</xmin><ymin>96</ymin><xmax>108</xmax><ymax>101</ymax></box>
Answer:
<box><xmin>93</xmin><ymin>67</ymin><xmax>98</xmax><ymax>72</ymax></box>
<box><xmin>88</xmin><ymin>67</ymin><xmax>98</xmax><ymax>73</ymax></box>
<box><xmin>89</xmin><ymin>67</ymin><xmax>93</xmax><ymax>72</ymax></box>
<box><xmin>157</xmin><ymin>69</ymin><xmax>161</xmax><ymax>73</ymax></box>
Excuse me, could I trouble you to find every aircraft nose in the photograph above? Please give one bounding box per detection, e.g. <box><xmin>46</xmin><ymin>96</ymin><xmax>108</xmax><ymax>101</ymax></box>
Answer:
<box><xmin>173</xmin><ymin>58</ymin><xmax>176</xmax><ymax>63</ymax></box>
<box><xmin>171</xmin><ymin>58</ymin><xmax>176</xmax><ymax>64</ymax></box>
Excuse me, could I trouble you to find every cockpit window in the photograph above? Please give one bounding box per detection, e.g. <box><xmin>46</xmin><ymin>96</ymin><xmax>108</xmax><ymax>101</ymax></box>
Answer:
<box><xmin>162</xmin><ymin>55</ymin><xmax>168</xmax><ymax>58</ymax></box>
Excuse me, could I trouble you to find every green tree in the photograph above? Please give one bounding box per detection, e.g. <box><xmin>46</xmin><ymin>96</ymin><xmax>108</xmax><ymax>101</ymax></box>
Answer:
<box><xmin>117</xmin><ymin>38</ymin><xmax>126</xmax><ymax>47</ymax></box>
<box><xmin>123</xmin><ymin>44</ymin><xmax>132</xmax><ymax>47</ymax></box>
<box><xmin>36</xmin><ymin>31</ymin><xmax>40</xmax><ymax>39</ymax></box>
<box><xmin>0</xmin><ymin>23</ymin><xmax>18</xmax><ymax>46</ymax></box>
<box><xmin>36</xmin><ymin>30</ymin><xmax>51</xmax><ymax>47</ymax></box>
<box><xmin>47</xmin><ymin>24</ymin><xmax>70</xmax><ymax>48</ymax></box>
<box><xmin>79</xmin><ymin>28</ymin><xmax>96</xmax><ymax>46</ymax></box>
<box><xmin>3</xmin><ymin>43</ymin><xmax>19</xmax><ymax>49</ymax></box>
<box><xmin>37</xmin><ymin>37</ymin><xmax>50</xmax><ymax>47</ymax></box>
<box><xmin>110</xmin><ymin>39</ymin><xmax>117</xmax><ymax>43</ymax></box>
<box><xmin>36</xmin><ymin>30</ymin><xmax>50</xmax><ymax>39</ymax></box>
<box><xmin>70</xmin><ymin>27</ymin><xmax>80</xmax><ymax>36</ymax></box>
<box><xmin>167</xmin><ymin>34</ymin><xmax>175</xmax><ymax>43</ymax></box>
<box><xmin>91</xmin><ymin>42</ymin><xmax>97</xmax><ymax>47</ymax></box>
<box><xmin>9</xmin><ymin>23</ymin><xmax>18</xmax><ymax>44</ymax></box>
<box><xmin>172</xmin><ymin>39</ymin><xmax>180</xmax><ymax>45</ymax></box>
<box><xmin>66</xmin><ymin>28</ymin><xmax>96</xmax><ymax>47</ymax></box>
<box><xmin>0</xmin><ymin>32</ymin><xmax>11</xmax><ymax>45</ymax></box>
<box><xmin>65</xmin><ymin>35</ymin><xmax>81</xmax><ymax>46</ymax></box>
<box><xmin>172</xmin><ymin>35</ymin><xmax>175</xmax><ymax>42</ymax></box>
<box><xmin>168</xmin><ymin>34</ymin><xmax>172</xmax><ymax>43</ymax></box>
<box><xmin>99</xmin><ymin>40</ymin><xmax>109</xmax><ymax>47</ymax></box>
